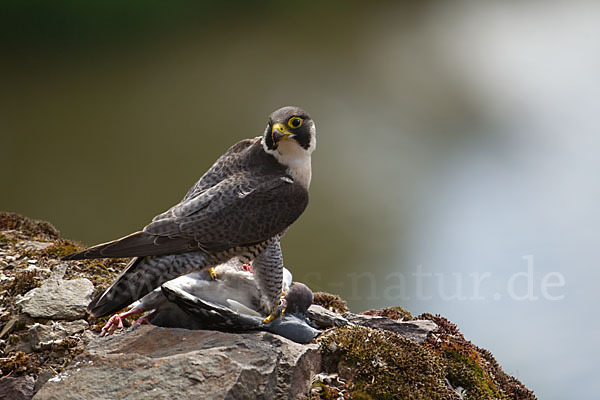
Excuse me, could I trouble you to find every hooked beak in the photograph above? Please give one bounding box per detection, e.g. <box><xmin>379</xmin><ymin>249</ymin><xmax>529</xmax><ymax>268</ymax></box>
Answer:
<box><xmin>271</xmin><ymin>122</ymin><xmax>296</xmax><ymax>143</ymax></box>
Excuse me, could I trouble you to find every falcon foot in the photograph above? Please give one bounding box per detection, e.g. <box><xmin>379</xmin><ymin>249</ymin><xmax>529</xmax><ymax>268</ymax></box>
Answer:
<box><xmin>263</xmin><ymin>312</ymin><xmax>279</xmax><ymax>324</ymax></box>
<box><xmin>208</xmin><ymin>267</ymin><xmax>218</xmax><ymax>280</ymax></box>
<box><xmin>263</xmin><ymin>304</ymin><xmax>286</xmax><ymax>324</ymax></box>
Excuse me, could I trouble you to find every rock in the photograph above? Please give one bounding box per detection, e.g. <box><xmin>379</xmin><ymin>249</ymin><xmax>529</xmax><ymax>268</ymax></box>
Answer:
<box><xmin>343</xmin><ymin>313</ymin><xmax>437</xmax><ymax>344</ymax></box>
<box><xmin>34</xmin><ymin>326</ymin><xmax>321</xmax><ymax>400</ymax></box>
<box><xmin>17</xmin><ymin>240</ymin><xmax>53</xmax><ymax>252</ymax></box>
<box><xmin>0</xmin><ymin>213</ymin><xmax>537</xmax><ymax>400</ymax></box>
<box><xmin>306</xmin><ymin>306</ymin><xmax>436</xmax><ymax>344</ymax></box>
<box><xmin>28</xmin><ymin>320</ymin><xmax>88</xmax><ymax>350</ymax></box>
<box><xmin>33</xmin><ymin>370</ymin><xmax>55</xmax><ymax>394</ymax></box>
<box><xmin>307</xmin><ymin>304</ymin><xmax>349</xmax><ymax>329</ymax></box>
<box><xmin>0</xmin><ymin>270</ymin><xmax>15</xmax><ymax>283</ymax></box>
<box><xmin>0</xmin><ymin>375</ymin><xmax>35</xmax><ymax>400</ymax></box>
<box><xmin>17</xmin><ymin>264</ymin><xmax>93</xmax><ymax>321</ymax></box>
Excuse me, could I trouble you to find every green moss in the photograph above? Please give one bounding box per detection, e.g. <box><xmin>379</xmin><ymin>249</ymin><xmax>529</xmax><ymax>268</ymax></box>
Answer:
<box><xmin>319</xmin><ymin>325</ymin><xmax>453</xmax><ymax>399</ymax></box>
<box><xmin>441</xmin><ymin>345</ymin><xmax>506</xmax><ymax>400</ymax></box>
<box><xmin>42</xmin><ymin>241</ymin><xmax>82</xmax><ymax>259</ymax></box>
<box><xmin>351</xmin><ymin>389</ymin><xmax>376</xmax><ymax>400</ymax></box>
<box><xmin>0</xmin><ymin>232</ymin><xmax>19</xmax><ymax>244</ymax></box>
<box><xmin>419</xmin><ymin>314</ymin><xmax>515</xmax><ymax>400</ymax></box>
<box><xmin>317</xmin><ymin>320</ymin><xmax>522</xmax><ymax>399</ymax></box>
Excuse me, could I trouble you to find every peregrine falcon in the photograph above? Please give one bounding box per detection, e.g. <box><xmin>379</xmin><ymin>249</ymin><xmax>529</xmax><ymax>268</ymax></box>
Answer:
<box><xmin>63</xmin><ymin>106</ymin><xmax>316</xmax><ymax>322</ymax></box>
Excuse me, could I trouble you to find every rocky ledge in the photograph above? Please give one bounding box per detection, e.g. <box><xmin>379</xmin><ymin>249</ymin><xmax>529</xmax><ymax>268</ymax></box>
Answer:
<box><xmin>0</xmin><ymin>212</ymin><xmax>536</xmax><ymax>399</ymax></box>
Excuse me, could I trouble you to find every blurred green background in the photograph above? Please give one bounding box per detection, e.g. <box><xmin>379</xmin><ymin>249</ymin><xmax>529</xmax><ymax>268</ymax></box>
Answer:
<box><xmin>2</xmin><ymin>1</ymin><xmax>600</xmax><ymax>399</ymax></box>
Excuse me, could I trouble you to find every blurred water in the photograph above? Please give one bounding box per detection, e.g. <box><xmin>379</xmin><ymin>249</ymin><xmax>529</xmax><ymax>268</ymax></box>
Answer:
<box><xmin>2</xmin><ymin>1</ymin><xmax>598</xmax><ymax>398</ymax></box>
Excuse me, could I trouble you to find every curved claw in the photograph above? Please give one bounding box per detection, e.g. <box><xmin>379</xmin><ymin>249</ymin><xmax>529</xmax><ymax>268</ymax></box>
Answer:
<box><xmin>263</xmin><ymin>313</ymin><xmax>277</xmax><ymax>324</ymax></box>
<box><xmin>263</xmin><ymin>303</ymin><xmax>286</xmax><ymax>324</ymax></box>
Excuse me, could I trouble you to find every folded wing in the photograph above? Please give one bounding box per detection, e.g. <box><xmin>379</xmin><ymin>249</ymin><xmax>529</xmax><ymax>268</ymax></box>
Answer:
<box><xmin>62</xmin><ymin>173</ymin><xmax>308</xmax><ymax>260</ymax></box>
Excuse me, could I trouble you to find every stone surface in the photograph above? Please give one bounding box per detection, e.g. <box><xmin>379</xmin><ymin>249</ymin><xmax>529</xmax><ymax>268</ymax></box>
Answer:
<box><xmin>17</xmin><ymin>264</ymin><xmax>94</xmax><ymax>321</ymax></box>
<box><xmin>0</xmin><ymin>375</ymin><xmax>35</xmax><ymax>400</ymax></box>
<box><xmin>306</xmin><ymin>306</ymin><xmax>437</xmax><ymax>344</ymax></box>
<box><xmin>343</xmin><ymin>313</ymin><xmax>438</xmax><ymax>344</ymax></box>
<box><xmin>28</xmin><ymin>320</ymin><xmax>89</xmax><ymax>350</ymax></box>
<box><xmin>33</xmin><ymin>325</ymin><xmax>321</xmax><ymax>400</ymax></box>
<box><xmin>307</xmin><ymin>304</ymin><xmax>349</xmax><ymax>329</ymax></box>
<box><xmin>17</xmin><ymin>240</ymin><xmax>53</xmax><ymax>252</ymax></box>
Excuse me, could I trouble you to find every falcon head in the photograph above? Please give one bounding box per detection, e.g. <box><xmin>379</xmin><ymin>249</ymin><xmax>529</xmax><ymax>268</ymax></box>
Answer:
<box><xmin>263</xmin><ymin>106</ymin><xmax>316</xmax><ymax>154</ymax></box>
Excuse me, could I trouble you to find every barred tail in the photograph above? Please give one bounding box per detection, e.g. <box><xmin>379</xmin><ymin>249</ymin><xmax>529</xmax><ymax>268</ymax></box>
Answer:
<box><xmin>87</xmin><ymin>252</ymin><xmax>211</xmax><ymax>317</ymax></box>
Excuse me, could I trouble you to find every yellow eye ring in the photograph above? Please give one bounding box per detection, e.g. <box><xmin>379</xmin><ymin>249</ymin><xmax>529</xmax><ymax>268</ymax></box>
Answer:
<box><xmin>287</xmin><ymin>117</ymin><xmax>303</xmax><ymax>129</ymax></box>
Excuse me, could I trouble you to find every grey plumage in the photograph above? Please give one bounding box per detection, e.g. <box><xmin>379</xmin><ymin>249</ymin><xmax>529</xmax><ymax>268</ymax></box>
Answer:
<box><xmin>160</xmin><ymin>272</ymin><xmax>319</xmax><ymax>344</ymax></box>
<box><xmin>63</xmin><ymin>106</ymin><xmax>316</xmax><ymax>318</ymax></box>
<box><xmin>282</xmin><ymin>282</ymin><xmax>314</xmax><ymax>315</ymax></box>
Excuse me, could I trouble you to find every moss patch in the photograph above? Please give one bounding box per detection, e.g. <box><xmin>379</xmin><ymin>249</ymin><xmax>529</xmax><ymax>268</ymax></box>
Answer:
<box><xmin>41</xmin><ymin>240</ymin><xmax>83</xmax><ymax>259</ymax></box>
<box><xmin>420</xmin><ymin>314</ymin><xmax>536</xmax><ymax>400</ymax></box>
<box><xmin>314</xmin><ymin>314</ymin><xmax>537</xmax><ymax>400</ymax></box>
<box><xmin>0</xmin><ymin>212</ymin><xmax>60</xmax><ymax>240</ymax></box>
<box><xmin>312</xmin><ymin>292</ymin><xmax>349</xmax><ymax>314</ymax></box>
<box><xmin>319</xmin><ymin>325</ymin><xmax>453</xmax><ymax>399</ymax></box>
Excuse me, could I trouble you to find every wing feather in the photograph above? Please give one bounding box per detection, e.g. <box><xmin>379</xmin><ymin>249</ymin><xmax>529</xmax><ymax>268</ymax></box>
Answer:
<box><xmin>144</xmin><ymin>173</ymin><xmax>308</xmax><ymax>252</ymax></box>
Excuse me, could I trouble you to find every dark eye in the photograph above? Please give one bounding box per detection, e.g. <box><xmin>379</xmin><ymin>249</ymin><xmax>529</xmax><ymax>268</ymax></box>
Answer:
<box><xmin>288</xmin><ymin>117</ymin><xmax>303</xmax><ymax>129</ymax></box>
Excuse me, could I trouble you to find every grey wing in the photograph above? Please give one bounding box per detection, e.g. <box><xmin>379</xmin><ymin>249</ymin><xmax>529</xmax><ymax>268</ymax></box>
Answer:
<box><xmin>145</xmin><ymin>173</ymin><xmax>309</xmax><ymax>253</ymax></box>
<box><xmin>64</xmin><ymin>173</ymin><xmax>308</xmax><ymax>260</ymax></box>
<box><xmin>150</xmin><ymin>139</ymin><xmax>258</xmax><ymax>224</ymax></box>
<box><xmin>181</xmin><ymin>138</ymin><xmax>258</xmax><ymax>201</ymax></box>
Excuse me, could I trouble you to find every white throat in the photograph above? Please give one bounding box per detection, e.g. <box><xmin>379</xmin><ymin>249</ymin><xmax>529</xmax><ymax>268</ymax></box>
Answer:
<box><xmin>262</xmin><ymin>137</ymin><xmax>313</xmax><ymax>189</ymax></box>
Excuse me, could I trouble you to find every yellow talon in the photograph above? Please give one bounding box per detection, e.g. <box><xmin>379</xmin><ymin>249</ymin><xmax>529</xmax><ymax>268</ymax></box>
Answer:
<box><xmin>263</xmin><ymin>308</ymin><xmax>285</xmax><ymax>324</ymax></box>
<box><xmin>263</xmin><ymin>313</ymin><xmax>276</xmax><ymax>324</ymax></box>
<box><xmin>208</xmin><ymin>267</ymin><xmax>218</xmax><ymax>280</ymax></box>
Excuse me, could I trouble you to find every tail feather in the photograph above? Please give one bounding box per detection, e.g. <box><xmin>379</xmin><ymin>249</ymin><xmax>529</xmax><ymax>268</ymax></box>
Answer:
<box><xmin>62</xmin><ymin>231</ymin><xmax>196</xmax><ymax>260</ymax></box>
<box><xmin>87</xmin><ymin>252</ymin><xmax>211</xmax><ymax>317</ymax></box>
